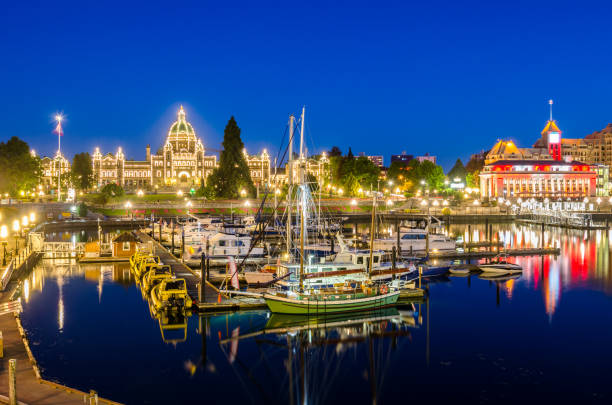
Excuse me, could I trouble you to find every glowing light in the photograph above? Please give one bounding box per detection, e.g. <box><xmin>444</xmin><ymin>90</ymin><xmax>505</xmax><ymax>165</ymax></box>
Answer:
<box><xmin>421</xmin><ymin>200</ymin><xmax>428</xmax><ymax>206</ymax></box>
<box><xmin>350</xmin><ymin>199</ymin><xmax>357</xmax><ymax>206</ymax></box>
<box><xmin>19</xmin><ymin>191</ymin><xmax>24</xmax><ymax>197</ymax></box>
<box><xmin>0</xmin><ymin>225</ymin><xmax>7</xmax><ymax>239</ymax></box>
<box><xmin>125</xmin><ymin>201</ymin><xmax>132</xmax><ymax>209</ymax></box>
<box><xmin>21</xmin><ymin>216</ymin><xmax>28</xmax><ymax>227</ymax></box>
<box><xmin>583</xmin><ymin>197</ymin><xmax>589</xmax><ymax>203</ymax></box>
<box><xmin>244</xmin><ymin>200</ymin><xmax>251</xmax><ymax>207</ymax></box>
<box><xmin>432</xmin><ymin>200</ymin><xmax>439</xmax><ymax>206</ymax></box>
<box><xmin>55</xmin><ymin>114</ymin><xmax>63</xmax><ymax>123</ymax></box>
<box><xmin>386</xmin><ymin>199</ymin><xmax>393</xmax><ymax>207</ymax></box>
<box><xmin>137</xmin><ymin>190</ymin><xmax>144</xmax><ymax>197</ymax></box>
<box><xmin>12</xmin><ymin>220</ymin><xmax>19</xmax><ymax>232</ymax></box>
<box><xmin>177</xmin><ymin>190</ymin><xmax>183</xmax><ymax>197</ymax></box>
<box><xmin>338</xmin><ymin>188</ymin><xmax>344</xmax><ymax>196</ymax></box>
<box><xmin>596</xmin><ymin>197</ymin><xmax>602</xmax><ymax>204</ymax></box>
<box><xmin>186</xmin><ymin>201</ymin><xmax>193</xmax><ymax>208</ymax></box>
<box><xmin>240</xmin><ymin>189</ymin><xmax>246</xmax><ymax>197</ymax></box>
<box><xmin>473</xmin><ymin>200</ymin><xmax>480</xmax><ymax>206</ymax></box>
<box><xmin>29</xmin><ymin>212</ymin><xmax>35</xmax><ymax>223</ymax></box>
<box><xmin>442</xmin><ymin>200</ymin><xmax>449</xmax><ymax>206</ymax></box>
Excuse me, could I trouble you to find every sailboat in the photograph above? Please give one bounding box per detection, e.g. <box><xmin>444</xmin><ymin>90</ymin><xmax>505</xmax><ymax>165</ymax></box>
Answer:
<box><xmin>264</xmin><ymin>119</ymin><xmax>399</xmax><ymax>314</ymax></box>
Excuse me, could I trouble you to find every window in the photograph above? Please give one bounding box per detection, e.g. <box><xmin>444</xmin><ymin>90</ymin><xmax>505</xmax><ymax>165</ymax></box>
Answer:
<box><xmin>122</xmin><ymin>242</ymin><xmax>130</xmax><ymax>251</ymax></box>
<box><xmin>356</xmin><ymin>256</ymin><xmax>363</xmax><ymax>264</ymax></box>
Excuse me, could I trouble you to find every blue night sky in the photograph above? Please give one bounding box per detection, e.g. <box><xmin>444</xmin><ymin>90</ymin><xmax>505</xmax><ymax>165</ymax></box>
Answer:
<box><xmin>1</xmin><ymin>0</ymin><xmax>611</xmax><ymax>170</ymax></box>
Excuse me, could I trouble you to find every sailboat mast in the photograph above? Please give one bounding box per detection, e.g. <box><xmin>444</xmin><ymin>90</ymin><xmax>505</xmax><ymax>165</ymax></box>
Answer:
<box><xmin>368</xmin><ymin>192</ymin><xmax>377</xmax><ymax>277</ymax></box>
<box><xmin>287</xmin><ymin>115</ymin><xmax>295</xmax><ymax>255</ymax></box>
<box><xmin>299</xmin><ymin>106</ymin><xmax>306</xmax><ymax>184</ymax></box>
<box><xmin>299</xmin><ymin>201</ymin><xmax>305</xmax><ymax>292</ymax></box>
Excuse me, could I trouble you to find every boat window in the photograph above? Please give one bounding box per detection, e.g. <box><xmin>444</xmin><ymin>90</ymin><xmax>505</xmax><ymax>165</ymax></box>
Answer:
<box><xmin>356</xmin><ymin>256</ymin><xmax>363</xmax><ymax>264</ymax></box>
<box><xmin>373</xmin><ymin>256</ymin><xmax>379</xmax><ymax>263</ymax></box>
<box><xmin>218</xmin><ymin>240</ymin><xmax>226</xmax><ymax>247</ymax></box>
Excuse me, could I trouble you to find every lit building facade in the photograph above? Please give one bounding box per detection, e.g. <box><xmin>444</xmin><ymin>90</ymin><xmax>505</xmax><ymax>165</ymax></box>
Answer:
<box><xmin>92</xmin><ymin>106</ymin><xmax>271</xmax><ymax>190</ymax></box>
<box><xmin>40</xmin><ymin>152</ymin><xmax>70</xmax><ymax>192</ymax></box>
<box><xmin>480</xmin><ymin>116</ymin><xmax>601</xmax><ymax>199</ymax></box>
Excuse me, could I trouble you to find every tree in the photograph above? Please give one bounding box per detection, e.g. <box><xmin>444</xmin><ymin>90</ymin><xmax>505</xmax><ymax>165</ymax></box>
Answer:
<box><xmin>0</xmin><ymin>136</ymin><xmax>41</xmax><ymax>196</ymax></box>
<box><xmin>328</xmin><ymin>146</ymin><xmax>342</xmax><ymax>157</ymax></box>
<box><xmin>101</xmin><ymin>183</ymin><xmax>124</xmax><ymax>197</ymax></box>
<box><xmin>387</xmin><ymin>161</ymin><xmax>409</xmax><ymax>182</ymax></box>
<box><xmin>447</xmin><ymin>158</ymin><xmax>468</xmax><ymax>182</ymax></box>
<box><xmin>69</xmin><ymin>152</ymin><xmax>94</xmax><ymax>191</ymax></box>
<box><xmin>466</xmin><ymin>171</ymin><xmax>480</xmax><ymax>188</ymax></box>
<box><xmin>466</xmin><ymin>152</ymin><xmax>487</xmax><ymax>173</ymax></box>
<box><xmin>205</xmin><ymin>117</ymin><xmax>255</xmax><ymax>198</ymax></box>
<box><xmin>347</xmin><ymin>147</ymin><xmax>354</xmax><ymax>160</ymax></box>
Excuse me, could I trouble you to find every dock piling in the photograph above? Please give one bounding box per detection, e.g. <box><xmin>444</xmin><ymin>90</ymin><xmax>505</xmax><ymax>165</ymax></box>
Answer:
<box><xmin>89</xmin><ymin>390</ymin><xmax>98</xmax><ymax>405</ymax></box>
<box><xmin>9</xmin><ymin>358</ymin><xmax>16</xmax><ymax>405</ymax></box>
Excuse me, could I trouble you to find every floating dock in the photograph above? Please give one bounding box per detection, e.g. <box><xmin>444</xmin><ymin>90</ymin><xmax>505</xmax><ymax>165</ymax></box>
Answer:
<box><xmin>427</xmin><ymin>247</ymin><xmax>561</xmax><ymax>259</ymax></box>
<box><xmin>136</xmin><ymin>233</ymin><xmax>267</xmax><ymax>312</ymax></box>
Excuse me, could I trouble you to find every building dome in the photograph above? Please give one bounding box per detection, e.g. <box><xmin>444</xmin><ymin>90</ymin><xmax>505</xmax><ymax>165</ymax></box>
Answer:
<box><xmin>168</xmin><ymin>106</ymin><xmax>196</xmax><ymax>138</ymax></box>
<box><xmin>165</xmin><ymin>106</ymin><xmax>201</xmax><ymax>153</ymax></box>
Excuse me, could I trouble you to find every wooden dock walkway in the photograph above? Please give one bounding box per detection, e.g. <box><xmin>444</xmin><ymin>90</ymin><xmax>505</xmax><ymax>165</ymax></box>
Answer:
<box><xmin>136</xmin><ymin>233</ymin><xmax>267</xmax><ymax>312</ymax></box>
<box><xmin>426</xmin><ymin>247</ymin><xmax>561</xmax><ymax>259</ymax></box>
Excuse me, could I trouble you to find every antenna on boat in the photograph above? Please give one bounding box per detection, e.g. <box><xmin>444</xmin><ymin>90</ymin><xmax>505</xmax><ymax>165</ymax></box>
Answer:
<box><xmin>299</xmin><ymin>106</ymin><xmax>306</xmax><ymax>184</ymax></box>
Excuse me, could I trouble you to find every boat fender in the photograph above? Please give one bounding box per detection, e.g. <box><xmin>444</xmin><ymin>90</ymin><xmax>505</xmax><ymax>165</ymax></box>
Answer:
<box><xmin>380</xmin><ymin>284</ymin><xmax>388</xmax><ymax>294</ymax></box>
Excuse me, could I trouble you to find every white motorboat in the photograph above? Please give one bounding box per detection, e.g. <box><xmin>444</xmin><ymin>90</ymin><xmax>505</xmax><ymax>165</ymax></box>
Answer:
<box><xmin>183</xmin><ymin>231</ymin><xmax>265</xmax><ymax>267</ymax></box>
<box><xmin>478</xmin><ymin>256</ymin><xmax>523</xmax><ymax>275</ymax></box>
<box><xmin>372</xmin><ymin>228</ymin><xmax>456</xmax><ymax>253</ymax></box>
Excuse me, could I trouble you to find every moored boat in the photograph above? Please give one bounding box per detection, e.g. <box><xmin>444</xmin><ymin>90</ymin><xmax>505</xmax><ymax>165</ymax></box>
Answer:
<box><xmin>150</xmin><ymin>278</ymin><xmax>193</xmax><ymax>311</ymax></box>
<box><xmin>263</xmin><ymin>284</ymin><xmax>400</xmax><ymax>315</ymax></box>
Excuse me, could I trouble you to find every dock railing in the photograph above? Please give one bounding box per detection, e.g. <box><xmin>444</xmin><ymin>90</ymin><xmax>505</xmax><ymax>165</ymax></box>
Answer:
<box><xmin>0</xmin><ymin>258</ymin><xmax>15</xmax><ymax>291</ymax></box>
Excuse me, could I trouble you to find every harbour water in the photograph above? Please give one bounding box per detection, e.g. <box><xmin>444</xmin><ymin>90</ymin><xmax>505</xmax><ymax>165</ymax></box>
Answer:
<box><xmin>17</xmin><ymin>223</ymin><xmax>612</xmax><ymax>404</ymax></box>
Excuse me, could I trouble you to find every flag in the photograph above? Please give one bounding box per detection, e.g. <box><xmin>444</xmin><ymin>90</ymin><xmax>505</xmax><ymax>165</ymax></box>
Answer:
<box><xmin>227</xmin><ymin>256</ymin><xmax>239</xmax><ymax>290</ymax></box>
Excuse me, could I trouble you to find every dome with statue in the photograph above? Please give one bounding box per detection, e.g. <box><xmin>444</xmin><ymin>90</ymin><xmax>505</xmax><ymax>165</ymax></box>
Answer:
<box><xmin>165</xmin><ymin>106</ymin><xmax>203</xmax><ymax>153</ymax></box>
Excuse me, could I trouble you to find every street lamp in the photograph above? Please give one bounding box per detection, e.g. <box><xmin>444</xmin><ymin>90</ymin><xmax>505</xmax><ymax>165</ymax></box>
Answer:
<box><xmin>1</xmin><ymin>225</ymin><xmax>8</xmax><ymax>266</ymax></box>
<box><xmin>186</xmin><ymin>200</ymin><xmax>193</xmax><ymax>215</ymax></box>
<box><xmin>177</xmin><ymin>190</ymin><xmax>184</xmax><ymax>197</ymax></box>
<box><xmin>386</xmin><ymin>199</ymin><xmax>393</xmax><ymax>210</ymax></box>
<box><xmin>338</xmin><ymin>188</ymin><xmax>344</xmax><ymax>196</ymax></box>
<box><xmin>350</xmin><ymin>199</ymin><xmax>357</xmax><ymax>215</ymax></box>
<box><xmin>29</xmin><ymin>212</ymin><xmax>35</xmax><ymax>223</ymax></box>
<box><xmin>12</xmin><ymin>220</ymin><xmax>19</xmax><ymax>252</ymax></box>
<box><xmin>137</xmin><ymin>189</ymin><xmax>144</xmax><ymax>197</ymax></box>
<box><xmin>597</xmin><ymin>197</ymin><xmax>602</xmax><ymax>211</ymax></box>
<box><xmin>240</xmin><ymin>189</ymin><xmax>247</xmax><ymax>198</ymax></box>
<box><xmin>125</xmin><ymin>201</ymin><xmax>132</xmax><ymax>219</ymax></box>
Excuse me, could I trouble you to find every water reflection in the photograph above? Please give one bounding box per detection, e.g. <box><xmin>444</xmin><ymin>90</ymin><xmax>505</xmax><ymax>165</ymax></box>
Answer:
<box><xmin>217</xmin><ymin>308</ymin><xmax>418</xmax><ymax>404</ymax></box>
<box><xmin>449</xmin><ymin>223</ymin><xmax>612</xmax><ymax>318</ymax></box>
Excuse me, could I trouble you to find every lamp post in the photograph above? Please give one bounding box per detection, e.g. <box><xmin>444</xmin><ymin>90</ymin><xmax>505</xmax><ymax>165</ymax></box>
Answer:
<box><xmin>1</xmin><ymin>225</ymin><xmax>8</xmax><ymax>266</ymax></box>
<box><xmin>12</xmin><ymin>220</ymin><xmax>19</xmax><ymax>255</ymax></box>
<box><xmin>350</xmin><ymin>199</ymin><xmax>357</xmax><ymax>215</ymax></box>
<box><xmin>186</xmin><ymin>200</ymin><xmax>193</xmax><ymax>216</ymax></box>
<box><xmin>125</xmin><ymin>201</ymin><xmax>132</xmax><ymax>220</ymax></box>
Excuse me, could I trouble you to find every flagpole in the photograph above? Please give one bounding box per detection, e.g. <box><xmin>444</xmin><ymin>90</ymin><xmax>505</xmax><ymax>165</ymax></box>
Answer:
<box><xmin>55</xmin><ymin>115</ymin><xmax>63</xmax><ymax>202</ymax></box>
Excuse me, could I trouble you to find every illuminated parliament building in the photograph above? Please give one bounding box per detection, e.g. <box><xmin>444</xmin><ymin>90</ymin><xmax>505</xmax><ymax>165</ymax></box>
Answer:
<box><xmin>92</xmin><ymin>106</ymin><xmax>271</xmax><ymax>190</ymax></box>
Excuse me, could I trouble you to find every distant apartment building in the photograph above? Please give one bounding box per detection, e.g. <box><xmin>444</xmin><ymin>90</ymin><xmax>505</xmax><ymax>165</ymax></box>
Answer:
<box><xmin>416</xmin><ymin>153</ymin><xmax>436</xmax><ymax>164</ymax></box>
<box><xmin>367</xmin><ymin>155</ymin><xmax>383</xmax><ymax>167</ymax></box>
<box><xmin>390</xmin><ymin>153</ymin><xmax>413</xmax><ymax>164</ymax></box>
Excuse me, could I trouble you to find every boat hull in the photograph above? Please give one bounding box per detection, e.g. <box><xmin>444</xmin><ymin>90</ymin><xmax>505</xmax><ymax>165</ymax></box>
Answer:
<box><xmin>263</xmin><ymin>291</ymin><xmax>400</xmax><ymax>315</ymax></box>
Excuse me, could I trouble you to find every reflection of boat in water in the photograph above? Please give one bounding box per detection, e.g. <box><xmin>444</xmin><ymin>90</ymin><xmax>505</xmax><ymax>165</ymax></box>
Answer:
<box><xmin>479</xmin><ymin>273</ymin><xmax>522</xmax><ymax>282</ymax></box>
<box><xmin>148</xmin><ymin>300</ymin><xmax>192</xmax><ymax>344</ymax></box>
<box><xmin>265</xmin><ymin>307</ymin><xmax>407</xmax><ymax>331</ymax></box>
